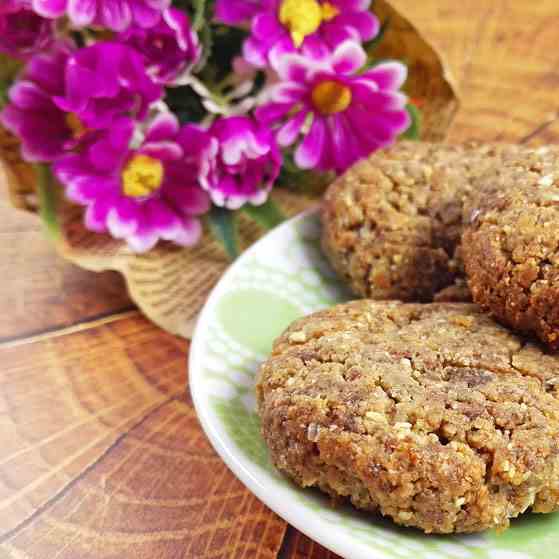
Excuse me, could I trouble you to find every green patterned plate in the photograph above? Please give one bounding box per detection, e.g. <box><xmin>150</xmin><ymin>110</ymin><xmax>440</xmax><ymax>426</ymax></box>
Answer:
<box><xmin>189</xmin><ymin>209</ymin><xmax>559</xmax><ymax>559</ymax></box>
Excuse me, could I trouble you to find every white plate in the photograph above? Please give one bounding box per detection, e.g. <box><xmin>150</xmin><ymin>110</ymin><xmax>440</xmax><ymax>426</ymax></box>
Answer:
<box><xmin>189</xmin><ymin>209</ymin><xmax>559</xmax><ymax>559</ymax></box>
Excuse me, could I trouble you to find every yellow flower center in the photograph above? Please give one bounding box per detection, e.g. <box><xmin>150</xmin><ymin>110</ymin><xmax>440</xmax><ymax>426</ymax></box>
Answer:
<box><xmin>65</xmin><ymin>113</ymin><xmax>88</xmax><ymax>139</ymax></box>
<box><xmin>311</xmin><ymin>80</ymin><xmax>352</xmax><ymax>115</ymax></box>
<box><xmin>321</xmin><ymin>2</ymin><xmax>340</xmax><ymax>21</ymax></box>
<box><xmin>279</xmin><ymin>0</ymin><xmax>340</xmax><ymax>47</ymax></box>
<box><xmin>122</xmin><ymin>154</ymin><xmax>164</xmax><ymax>198</ymax></box>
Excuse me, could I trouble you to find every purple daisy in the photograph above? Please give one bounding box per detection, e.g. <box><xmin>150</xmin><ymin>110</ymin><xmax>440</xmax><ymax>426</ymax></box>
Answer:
<box><xmin>193</xmin><ymin>116</ymin><xmax>281</xmax><ymax>210</ymax></box>
<box><xmin>54</xmin><ymin>114</ymin><xmax>211</xmax><ymax>252</ymax></box>
<box><xmin>53</xmin><ymin>42</ymin><xmax>162</xmax><ymax>129</ymax></box>
<box><xmin>0</xmin><ymin>1</ymin><xmax>54</xmax><ymax>60</ymax></box>
<box><xmin>256</xmin><ymin>40</ymin><xmax>410</xmax><ymax>173</ymax></box>
<box><xmin>1</xmin><ymin>41</ymin><xmax>162</xmax><ymax>163</ymax></box>
<box><xmin>0</xmin><ymin>43</ymin><xmax>81</xmax><ymax>162</ymax></box>
<box><xmin>32</xmin><ymin>0</ymin><xmax>169</xmax><ymax>31</ymax></box>
<box><xmin>119</xmin><ymin>8</ymin><xmax>201</xmax><ymax>85</ymax></box>
<box><xmin>225</xmin><ymin>0</ymin><xmax>379</xmax><ymax>67</ymax></box>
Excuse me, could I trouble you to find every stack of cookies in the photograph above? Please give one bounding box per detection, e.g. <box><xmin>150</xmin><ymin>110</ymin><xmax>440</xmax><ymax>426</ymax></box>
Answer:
<box><xmin>256</xmin><ymin>142</ymin><xmax>559</xmax><ymax>534</ymax></box>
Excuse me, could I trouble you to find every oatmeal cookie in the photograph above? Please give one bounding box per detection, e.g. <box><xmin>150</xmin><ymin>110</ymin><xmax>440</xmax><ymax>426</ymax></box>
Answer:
<box><xmin>256</xmin><ymin>301</ymin><xmax>559</xmax><ymax>533</ymax></box>
<box><xmin>462</xmin><ymin>146</ymin><xmax>559</xmax><ymax>349</ymax></box>
<box><xmin>320</xmin><ymin>142</ymin><xmax>530</xmax><ymax>302</ymax></box>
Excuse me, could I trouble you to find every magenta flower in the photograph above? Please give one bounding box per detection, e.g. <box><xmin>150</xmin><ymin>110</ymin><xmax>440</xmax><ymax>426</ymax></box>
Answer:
<box><xmin>119</xmin><ymin>8</ymin><xmax>201</xmax><ymax>85</ymax></box>
<box><xmin>227</xmin><ymin>0</ymin><xmax>379</xmax><ymax>67</ymax></box>
<box><xmin>54</xmin><ymin>114</ymin><xmax>211</xmax><ymax>252</ymax></box>
<box><xmin>0</xmin><ymin>43</ymin><xmax>83</xmax><ymax>162</ymax></box>
<box><xmin>0</xmin><ymin>1</ymin><xmax>54</xmax><ymax>60</ymax></box>
<box><xmin>194</xmin><ymin>116</ymin><xmax>281</xmax><ymax>209</ymax></box>
<box><xmin>256</xmin><ymin>41</ymin><xmax>410</xmax><ymax>173</ymax></box>
<box><xmin>32</xmin><ymin>0</ymin><xmax>169</xmax><ymax>31</ymax></box>
<box><xmin>53</xmin><ymin>42</ymin><xmax>162</xmax><ymax>129</ymax></box>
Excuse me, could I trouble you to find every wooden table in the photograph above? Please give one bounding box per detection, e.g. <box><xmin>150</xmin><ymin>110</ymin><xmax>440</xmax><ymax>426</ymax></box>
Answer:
<box><xmin>2</xmin><ymin>1</ymin><xmax>559</xmax><ymax>557</ymax></box>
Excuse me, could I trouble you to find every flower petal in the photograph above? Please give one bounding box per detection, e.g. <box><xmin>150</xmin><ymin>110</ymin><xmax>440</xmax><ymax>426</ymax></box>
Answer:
<box><xmin>331</xmin><ymin>40</ymin><xmax>366</xmax><ymax>74</ymax></box>
<box><xmin>84</xmin><ymin>199</ymin><xmax>111</xmax><ymax>232</ymax></box>
<box><xmin>295</xmin><ymin>117</ymin><xmax>325</xmax><ymax>169</ymax></box>
<box><xmin>363</xmin><ymin>62</ymin><xmax>408</xmax><ymax>91</ymax></box>
<box><xmin>334</xmin><ymin>11</ymin><xmax>379</xmax><ymax>41</ymax></box>
<box><xmin>141</xmin><ymin>141</ymin><xmax>183</xmax><ymax>161</ymax></box>
<box><xmin>277</xmin><ymin>110</ymin><xmax>307</xmax><ymax>147</ymax></box>
<box><xmin>99</xmin><ymin>0</ymin><xmax>132</xmax><ymax>31</ymax></box>
<box><xmin>274</xmin><ymin>52</ymin><xmax>312</xmax><ymax>82</ymax></box>
<box><xmin>255</xmin><ymin>101</ymin><xmax>293</xmax><ymax>124</ymax></box>
<box><xmin>67</xmin><ymin>0</ymin><xmax>96</xmax><ymax>27</ymax></box>
<box><xmin>215</xmin><ymin>0</ymin><xmax>260</xmax><ymax>25</ymax></box>
<box><xmin>106</xmin><ymin>203</ymin><xmax>139</xmax><ymax>239</ymax></box>
<box><xmin>130</xmin><ymin>0</ymin><xmax>162</xmax><ymax>27</ymax></box>
<box><xmin>32</xmin><ymin>0</ymin><xmax>67</xmax><ymax>18</ymax></box>
<box><xmin>334</xmin><ymin>0</ymin><xmax>370</xmax><ymax>10</ymax></box>
<box><xmin>164</xmin><ymin>185</ymin><xmax>210</xmax><ymax>216</ymax></box>
<box><xmin>172</xmin><ymin>217</ymin><xmax>202</xmax><ymax>246</ymax></box>
<box><xmin>9</xmin><ymin>81</ymin><xmax>52</xmax><ymax>110</ymax></box>
<box><xmin>252</xmin><ymin>13</ymin><xmax>282</xmax><ymax>40</ymax></box>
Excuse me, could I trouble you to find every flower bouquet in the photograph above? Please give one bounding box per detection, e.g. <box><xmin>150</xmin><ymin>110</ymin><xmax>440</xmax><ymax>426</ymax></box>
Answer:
<box><xmin>0</xmin><ymin>0</ymin><xmax>458</xmax><ymax>336</ymax></box>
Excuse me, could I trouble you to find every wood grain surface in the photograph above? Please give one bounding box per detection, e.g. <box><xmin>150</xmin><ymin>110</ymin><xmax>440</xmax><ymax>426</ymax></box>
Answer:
<box><xmin>2</xmin><ymin>1</ymin><xmax>559</xmax><ymax>557</ymax></box>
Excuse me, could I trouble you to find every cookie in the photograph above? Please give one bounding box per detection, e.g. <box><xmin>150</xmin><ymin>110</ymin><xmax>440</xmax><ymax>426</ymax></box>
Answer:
<box><xmin>256</xmin><ymin>301</ymin><xmax>559</xmax><ymax>534</ymax></box>
<box><xmin>462</xmin><ymin>146</ymin><xmax>559</xmax><ymax>349</ymax></box>
<box><xmin>320</xmin><ymin>142</ymin><xmax>529</xmax><ymax>302</ymax></box>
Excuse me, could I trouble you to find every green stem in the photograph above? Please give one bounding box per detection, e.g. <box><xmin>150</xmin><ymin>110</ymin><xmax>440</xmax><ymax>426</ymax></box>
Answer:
<box><xmin>192</xmin><ymin>0</ymin><xmax>207</xmax><ymax>31</ymax></box>
<box><xmin>36</xmin><ymin>164</ymin><xmax>60</xmax><ymax>241</ymax></box>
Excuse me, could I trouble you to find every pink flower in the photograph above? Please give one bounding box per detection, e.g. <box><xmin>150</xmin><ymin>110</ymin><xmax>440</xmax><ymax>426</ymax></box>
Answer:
<box><xmin>0</xmin><ymin>43</ymin><xmax>80</xmax><ymax>162</ymax></box>
<box><xmin>256</xmin><ymin>41</ymin><xmax>410</xmax><ymax>173</ymax></box>
<box><xmin>1</xmin><ymin>41</ymin><xmax>162</xmax><ymax>164</ymax></box>
<box><xmin>217</xmin><ymin>0</ymin><xmax>379</xmax><ymax>67</ymax></box>
<box><xmin>193</xmin><ymin>116</ymin><xmax>282</xmax><ymax>209</ymax></box>
<box><xmin>53</xmin><ymin>42</ymin><xmax>162</xmax><ymax>129</ymax></box>
<box><xmin>54</xmin><ymin>114</ymin><xmax>210</xmax><ymax>252</ymax></box>
<box><xmin>0</xmin><ymin>1</ymin><xmax>54</xmax><ymax>60</ymax></box>
<box><xmin>32</xmin><ymin>0</ymin><xmax>170</xmax><ymax>31</ymax></box>
<box><xmin>119</xmin><ymin>8</ymin><xmax>201</xmax><ymax>84</ymax></box>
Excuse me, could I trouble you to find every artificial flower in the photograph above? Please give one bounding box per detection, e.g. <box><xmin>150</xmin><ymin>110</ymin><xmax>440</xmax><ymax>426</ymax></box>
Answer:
<box><xmin>54</xmin><ymin>113</ymin><xmax>210</xmax><ymax>252</ymax></box>
<box><xmin>236</xmin><ymin>0</ymin><xmax>379</xmax><ymax>67</ymax></box>
<box><xmin>256</xmin><ymin>40</ymin><xmax>410</xmax><ymax>173</ymax></box>
<box><xmin>119</xmin><ymin>8</ymin><xmax>201</xmax><ymax>84</ymax></box>
<box><xmin>194</xmin><ymin>116</ymin><xmax>281</xmax><ymax>209</ymax></box>
<box><xmin>0</xmin><ymin>43</ymin><xmax>80</xmax><ymax>162</ymax></box>
<box><xmin>53</xmin><ymin>42</ymin><xmax>162</xmax><ymax>129</ymax></box>
<box><xmin>0</xmin><ymin>1</ymin><xmax>54</xmax><ymax>60</ymax></box>
<box><xmin>32</xmin><ymin>0</ymin><xmax>169</xmax><ymax>32</ymax></box>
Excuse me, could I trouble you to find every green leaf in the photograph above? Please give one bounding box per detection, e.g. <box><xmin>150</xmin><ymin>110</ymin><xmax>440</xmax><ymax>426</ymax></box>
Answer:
<box><xmin>207</xmin><ymin>207</ymin><xmax>239</xmax><ymax>260</ymax></box>
<box><xmin>36</xmin><ymin>164</ymin><xmax>60</xmax><ymax>240</ymax></box>
<box><xmin>401</xmin><ymin>103</ymin><xmax>422</xmax><ymax>140</ymax></box>
<box><xmin>241</xmin><ymin>199</ymin><xmax>285</xmax><ymax>230</ymax></box>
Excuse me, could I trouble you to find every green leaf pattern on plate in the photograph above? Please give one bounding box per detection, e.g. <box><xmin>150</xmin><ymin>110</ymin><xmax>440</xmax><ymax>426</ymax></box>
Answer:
<box><xmin>200</xmin><ymin>212</ymin><xmax>558</xmax><ymax>559</ymax></box>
